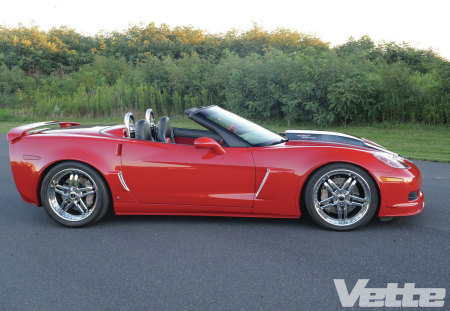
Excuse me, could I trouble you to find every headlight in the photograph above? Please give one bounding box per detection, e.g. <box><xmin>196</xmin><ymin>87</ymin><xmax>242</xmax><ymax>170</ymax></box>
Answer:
<box><xmin>374</xmin><ymin>152</ymin><xmax>410</xmax><ymax>169</ymax></box>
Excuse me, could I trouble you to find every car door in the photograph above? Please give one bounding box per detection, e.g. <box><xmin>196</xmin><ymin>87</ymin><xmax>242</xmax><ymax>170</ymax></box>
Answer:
<box><xmin>120</xmin><ymin>140</ymin><xmax>255</xmax><ymax>209</ymax></box>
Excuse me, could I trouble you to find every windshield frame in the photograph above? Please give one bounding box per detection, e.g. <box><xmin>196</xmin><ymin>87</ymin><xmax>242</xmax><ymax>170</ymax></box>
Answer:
<box><xmin>186</xmin><ymin>106</ymin><xmax>287</xmax><ymax>147</ymax></box>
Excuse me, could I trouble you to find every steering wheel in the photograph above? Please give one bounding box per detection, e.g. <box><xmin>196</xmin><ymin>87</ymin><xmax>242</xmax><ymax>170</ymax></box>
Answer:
<box><xmin>124</xmin><ymin>112</ymin><xmax>136</xmax><ymax>138</ymax></box>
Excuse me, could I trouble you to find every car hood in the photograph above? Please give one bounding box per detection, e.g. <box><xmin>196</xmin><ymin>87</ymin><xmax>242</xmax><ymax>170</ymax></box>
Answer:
<box><xmin>284</xmin><ymin>130</ymin><xmax>394</xmax><ymax>154</ymax></box>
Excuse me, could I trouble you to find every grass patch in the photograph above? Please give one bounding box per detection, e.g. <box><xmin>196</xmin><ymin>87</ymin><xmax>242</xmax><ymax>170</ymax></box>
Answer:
<box><xmin>313</xmin><ymin>126</ymin><xmax>450</xmax><ymax>163</ymax></box>
<box><xmin>1</xmin><ymin>117</ymin><xmax>449</xmax><ymax>162</ymax></box>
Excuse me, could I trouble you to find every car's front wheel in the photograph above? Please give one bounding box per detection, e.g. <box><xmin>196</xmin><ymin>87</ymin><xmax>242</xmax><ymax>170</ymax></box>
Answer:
<box><xmin>304</xmin><ymin>163</ymin><xmax>379</xmax><ymax>230</ymax></box>
<box><xmin>40</xmin><ymin>161</ymin><xmax>111</xmax><ymax>227</ymax></box>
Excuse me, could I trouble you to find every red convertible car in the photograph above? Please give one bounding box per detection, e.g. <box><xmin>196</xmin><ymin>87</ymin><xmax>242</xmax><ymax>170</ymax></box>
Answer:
<box><xmin>7</xmin><ymin>106</ymin><xmax>424</xmax><ymax>230</ymax></box>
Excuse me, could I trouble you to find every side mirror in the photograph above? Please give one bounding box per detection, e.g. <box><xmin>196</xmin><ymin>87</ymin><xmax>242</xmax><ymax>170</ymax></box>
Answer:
<box><xmin>194</xmin><ymin>137</ymin><xmax>225</xmax><ymax>155</ymax></box>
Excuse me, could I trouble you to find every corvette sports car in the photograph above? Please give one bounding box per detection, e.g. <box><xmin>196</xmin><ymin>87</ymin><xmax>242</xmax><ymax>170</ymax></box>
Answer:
<box><xmin>7</xmin><ymin>106</ymin><xmax>424</xmax><ymax>230</ymax></box>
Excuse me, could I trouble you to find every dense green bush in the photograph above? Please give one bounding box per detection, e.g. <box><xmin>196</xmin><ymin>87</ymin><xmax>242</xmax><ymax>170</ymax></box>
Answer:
<box><xmin>0</xmin><ymin>24</ymin><xmax>448</xmax><ymax>125</ymax></box>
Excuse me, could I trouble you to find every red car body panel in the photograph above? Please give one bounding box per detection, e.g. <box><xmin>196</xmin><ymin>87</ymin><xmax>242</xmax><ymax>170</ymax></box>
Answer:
<box><xmin>7</xmin><ymin>122</ymin><xmax>424</xmax><ymax>219</ymax></box>
<box><xmin>121</xmin><ymin>141</ymin><xmax>255</xmax><ymax>208</ymax></box>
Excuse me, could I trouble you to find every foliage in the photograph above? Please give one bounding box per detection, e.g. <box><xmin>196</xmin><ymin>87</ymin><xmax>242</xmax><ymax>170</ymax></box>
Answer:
<box><xmin>0</xmin><ymin>24</ymin><xmax>448</xmax><ymax>125</ymax></box>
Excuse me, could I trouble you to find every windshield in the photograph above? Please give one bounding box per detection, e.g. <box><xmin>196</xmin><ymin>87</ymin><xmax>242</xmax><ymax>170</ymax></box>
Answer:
<box><xmin>197</xmin><ymin>106</ymin><xmax>286</xmax><ymax>146</ymax></box>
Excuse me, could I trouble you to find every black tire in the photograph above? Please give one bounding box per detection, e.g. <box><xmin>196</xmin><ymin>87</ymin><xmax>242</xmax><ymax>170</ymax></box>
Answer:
<box><xmin>304</xmin><ymin>163</ymin><xmax>378</xmax><ymax>231</ymax></box>
<box><xmin>40</xmin><ymin>161</ymin><xmax>111</xmax><ymax>227</ymax></box>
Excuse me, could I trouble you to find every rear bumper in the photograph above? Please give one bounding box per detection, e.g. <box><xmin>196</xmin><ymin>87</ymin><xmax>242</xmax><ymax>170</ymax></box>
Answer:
<box><xmin>9</xmin><ymin>139</ymin><xmax>41</xmax><ymax>206</ymax></box>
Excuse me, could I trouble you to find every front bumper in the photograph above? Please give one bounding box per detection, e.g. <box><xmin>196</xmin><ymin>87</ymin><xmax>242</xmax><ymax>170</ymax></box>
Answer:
<box><xmin>379</xmin><ymin>190</ymin><xmax>425</xmax><ymax>217</ymax></box>
<box><xmin>376</xmin><ymin>160</ymin><xmax>425</xmax><ymax>217</ymax></box>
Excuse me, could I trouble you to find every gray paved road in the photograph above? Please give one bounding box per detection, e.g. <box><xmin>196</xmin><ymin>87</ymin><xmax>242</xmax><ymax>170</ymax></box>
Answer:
<box><xmin>0</xmin><ymin>134</ymin><xmax>449</xmax><ymax>310</ymax></box>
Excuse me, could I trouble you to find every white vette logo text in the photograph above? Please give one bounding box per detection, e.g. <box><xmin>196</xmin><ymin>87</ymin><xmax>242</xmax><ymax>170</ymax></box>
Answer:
<box><xmin>334</xmin><ymin>279</ymin><xmax>446</xmax><ymax>308</ymax></box>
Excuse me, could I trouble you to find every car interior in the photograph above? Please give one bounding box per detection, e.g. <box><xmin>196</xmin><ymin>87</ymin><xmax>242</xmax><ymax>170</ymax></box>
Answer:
<box><xmin>124</xmin><ymin>108</ymin><xmax>224</xmax><ymax>146</ymax></box>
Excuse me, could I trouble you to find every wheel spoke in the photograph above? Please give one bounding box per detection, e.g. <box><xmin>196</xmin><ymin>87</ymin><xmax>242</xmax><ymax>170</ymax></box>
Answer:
<box><xmin>74</xmin><ymin>202</ymin><xmax>85</xmax><ymax>213</ymax></box>
<box><xmin>55</xmin><ymin>184</ymin><xmax>69</xmax><ymax>191</ymax></box>
<box><xmin>342</xmin><ymin>177</ymin><xmax>353</xmax><ymax>191</ymax></box>
<box><xmin>323</xmin><ymin>182</ymin><xmax>334</xmax><ymax>194</ymax></box>
<box><xmin>62</xmin><ymin>201</ymin><xmax>72</xmax><ymax>212</ymax></box>
<box><xmin>74</xmin><ymin>174</ymin><xmax>79</xmax><ymax>187</ymax></box>
<box><xmin>55</xmin><ymin>188</ymin><xmax>66</xmax><ymax>196</ymax></box>
<box><xmin>319</xmin><ymin>203</ymin><xmax>335</xmax><ymax>210</ymax></box>
<box><xmin>78</xmin><ymin>199</ymin><xmax>88</xmax><ymax>212</ymax></box>
<box><xmin>349</xmin><ymin>202</ymin><xmax>364</xmax><ymax>208</ymax></box>
<box><xmin>337</xmin><ymin>206</ymin><xmax>343</xmax><ymax>220</ymax></box>
<box><xmin>80</xmin><ymin>191</ymin><xmax>95</xmax><ymax>198</ymax></box>
<box><xmin>68</xmin><ymin>173</ymin><xmax>74</xmax><ymax>186</ymax></box>
<box><xmin>349</xmin><ymin>195</ymin><xmax>366</xmax><ymax>203</ymax></box>
<box><xmin>348</xmin><ymin>180</ymin><xmax>357</xmax><ymax>193</ymax></box>
<box><xmin>327</xmin><ymin>179</ymin><xmax>339</xmax><ymax>191</ymax></box>
<box><xmin>343</xmin><ymin>205</ymin><xmax>348</xmax><ymax>219</ymax></box>
<box><xmin>318</xmin><ymin>197</ymin><xmax>333</xmax><ymax>206</ymax></box>
<box><xmin>77</xmin><ymin>186</ymin><xmax>93</xmax><ymax>192</ymax></box>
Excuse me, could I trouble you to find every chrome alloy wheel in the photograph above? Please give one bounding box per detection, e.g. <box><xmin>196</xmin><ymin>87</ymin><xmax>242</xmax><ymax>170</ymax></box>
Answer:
<box><xmin>312</xmin><ymin>169</ymin><xmax>371</xmax><ymax>226</ymax></box>
<box><xmin>47</xmin><ymin>168</ymin><xmax>98</xmax><ymax>222</ymax></box>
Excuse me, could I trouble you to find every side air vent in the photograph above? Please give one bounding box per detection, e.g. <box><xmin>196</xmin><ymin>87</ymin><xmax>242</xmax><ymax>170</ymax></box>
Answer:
<box><xmin>408</xmin><ymin>190</ymin><xmax>418</xmax><ymax>201</ymax></box>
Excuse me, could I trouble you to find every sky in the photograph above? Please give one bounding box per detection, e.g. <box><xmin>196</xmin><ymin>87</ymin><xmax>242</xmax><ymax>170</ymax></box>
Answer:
<box><xmin>1</xmin><ymin>0</ymin><xmax>449</xmax><ymax>60</ymax></box>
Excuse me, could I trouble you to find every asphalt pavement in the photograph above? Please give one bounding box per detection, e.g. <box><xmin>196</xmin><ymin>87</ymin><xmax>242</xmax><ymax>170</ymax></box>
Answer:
<box><xmin>0</xmin><ymin>134</ymin><xmax>449</xmax><ymax>310</ymax></box>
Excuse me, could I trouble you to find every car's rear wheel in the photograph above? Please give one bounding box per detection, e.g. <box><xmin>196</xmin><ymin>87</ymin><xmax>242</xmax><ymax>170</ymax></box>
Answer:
<box><xmin>40</xmin><ymin>161</ymin><xmax>111</xmax><ymax>227</ymax></box>
<box><xmin>304</xmin><ymin>163</ymin><xmax>378</xmax><ymax>230</ymax></box>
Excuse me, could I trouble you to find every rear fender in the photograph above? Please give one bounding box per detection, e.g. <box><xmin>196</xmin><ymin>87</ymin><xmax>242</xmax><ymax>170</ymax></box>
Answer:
<box><xmin>9</xmin><ymin>135</ymin><xmax>137</xmax><ymax>207</ymax></box>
